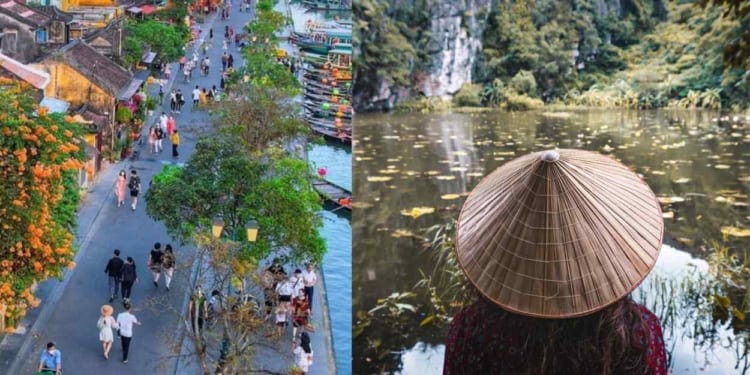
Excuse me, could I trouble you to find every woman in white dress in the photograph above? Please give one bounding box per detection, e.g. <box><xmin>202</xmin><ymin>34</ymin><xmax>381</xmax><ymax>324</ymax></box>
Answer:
<box><xmin>97</xmin><ymin>304</ymin><xmax>119</xmax><ymax>359</ymax></box>
<box><xmin>293</xmin><ymin>332</ymin><xmax>313</xmax><ymax>374</ymax></box>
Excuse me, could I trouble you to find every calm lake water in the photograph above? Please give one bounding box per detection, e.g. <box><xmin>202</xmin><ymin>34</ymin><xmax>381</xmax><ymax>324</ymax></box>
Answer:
<box><xmin>309</xmin><ymin>142</ymin><xmax>352</xmax><ymax>375</ymax></box>
<box><xmin>353</xmin><ymin>109</ymin><xmax>750</xmax><ymax>374</ymax></box>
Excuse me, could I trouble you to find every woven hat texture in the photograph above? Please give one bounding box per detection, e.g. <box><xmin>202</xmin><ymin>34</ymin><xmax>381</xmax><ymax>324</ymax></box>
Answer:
<box><xmin>456</xmin><ymin>149</ymin><xmax>663</xmax><ymax>318</ymax></box>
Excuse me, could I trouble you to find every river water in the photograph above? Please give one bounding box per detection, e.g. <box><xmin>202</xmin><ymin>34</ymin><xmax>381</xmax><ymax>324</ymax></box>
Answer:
<box><xmin>309</xmin><ymin>141</ymin><xmax>352</xmax><ymax>375</ymax></box>
<box><xmin>353</xmin><ymin>109</ymin><xmax>750</xmax><ymax>374</ymax></box>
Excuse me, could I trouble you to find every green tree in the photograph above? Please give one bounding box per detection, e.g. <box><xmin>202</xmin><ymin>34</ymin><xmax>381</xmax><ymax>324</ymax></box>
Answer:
<box><xmin>145</xmin><ymin>137</ymin><xmax>326</xmax><ymax>264</ymax></box>
<box><xmin>127</xmin><ymin>19</ymin><xmax>188</xmax><ymax>63</ymax></box>
<box><xmin>209</xmin><ymin>82</ymin><xmax>307</xmax><ymax>154</ymax></box>
<box><xmin>122</xmin><ymin>37</ymin><xmax>143</xmax><ymax>70</ymax></box>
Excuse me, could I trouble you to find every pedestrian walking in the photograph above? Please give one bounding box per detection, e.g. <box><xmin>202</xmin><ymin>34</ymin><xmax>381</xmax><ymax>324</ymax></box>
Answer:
<box><xmin>115</xmin><ymin>170</ymin><xmax>127</xmax><ymax>207</ymax></box>
<box><xmin>221</xmin><ymin>52</ymin><xmax>228</xmax><ymax>71</ymax></box>
<box><xmin>148</xmin><ymin>242</ymin><xmax>164</xmax><ymax>288</ymax></box>
<box><xmin>183</xmin><ymin>64</ymin><xmax>190</xmax><ymax>83</ymax></box>
<box><xmin>292</xmin><ymin>289</ymin><xmax>311</xmax><ymax>338</ymax></box>
<box><xmin>163</xmin><ymin>245</ymin><xmax>175</xmax><ymax>291</ymax></box>
<box><xmin>192</xmin><ymin>85</ymin><xmax>200</xmax><ymax>108</ymax></box>
<box><xmin>104</xmin><ymin>249</ymin><xmax>124</xmax><ymax>302</ymax></box>
<box><xmin>167</xmin><ymin>115</ymin><xmax>175</xmax><ymax>135</ymax></box>
<box><xmin>275</xmin><ymin>276</ymin><xmax>294</xmax><ymax>312</ymax></box>
<box><xmin>171</xmin><ymin>130</ymin><xmax>180</xmax><ymax>158</ymax></box>
<box><xmin>229</xmin><ymin>26</ymin><xmax>234</xmax><ymax>39</ymax></box>
<box><xmin>148</xmin><ymin>126</ymin><xmax>157</xmax><ymax>153</ymax></box>
<box><xmin>155</xmin><ymin>126</ymin><xmax>165</xmax><ymax>153</ymax></box>
<box><xmin>158</xmin><ymin>83</ymin><xmax>164</xmax><ymax>105</ymax></box>
<box><xmin>121</xmin><ymin>257</ymin><xmax>137</xmax><ymax>301</ymax></box>
<box><xmin>176</xmin><ymin>90</ymin><xmax>184</xmax><ymax>113</ymax></box>
<box><xmin>275</xmin><ymin>305</ymin><xmax>288</xmax><ymax>338</ymax></box>
<box><xmin>97</xmin><ymin>304</ymin><xmax>119</xmax><ymax>359</ymax></box>
<box><xmin>179</xmin><ymin>55</ymin><xmax>186</xmax><ymax>71</ymax></box>
<box><xmin>207</xmin><ymin>86</ymin><xmax>215</xmax><ymax>101</ymax></box>
<box><xmin>200</xmin><ymin>88</ymin><xmax>208</xmax><ymax>106</ymax></box>
<box><xmin>227</xmin><ymin>54</ymin><xmax>234</xmax><ymax>69</ymax></box>
<box><xmin>291</xmin><ymin>269</ymin><xmax>304</xmax><ymax>299</ymax></box>
<box><xmin>170</xmin><ymin>90</ymin><xmax>177</xmax><ymax>113</ymax></box>
<box><xmin>159</xmin><ymin>112</ymin><xmax>168</xmax><ymax>132</ymax></box>
<box><xmin>222</xmin><ymin>39</ymin><xmax>228</xmax><ymax>52</ymax></box>
<box><xmin>189</xmin><ymin>285</ymin><xmax>208</xmax><ymax>335</ymax></box>
<box><xmin>220</xmin><ymin>73</ymin><xmax>226</xmax><ymax>90</ymax></box>
<box><xmin>301</xmin><ymin>263</ymin><xmax>318</xmax><ymax>310</ymax></box>
<box><xmin>209</xmin><ymin>28</ymin><xmax>214</xmax><ymax>41</ymax></box>
<box><xmin>128</xmin><ymin>170</ymin><xmax>141</xmax><ymax>211</ymax></box>
<box><xmin>116</xmin><ymin>302</ymin><xmax>141</xmax><ymax>364</ymax></box>
<box><xmin>293</xmin><ymin>333</ymin><xmax>314</xmax><ymax>375</ymax></box>
<box><xmin>38</xmin><ymin>342</ymin><xmax>62</xmax><ymax>374</ymax></box>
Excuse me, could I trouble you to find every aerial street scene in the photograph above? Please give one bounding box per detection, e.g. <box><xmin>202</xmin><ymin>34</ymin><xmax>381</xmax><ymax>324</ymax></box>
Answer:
<box><xmin>0</xmin><ymin>0</ymin><xmax>350</xmax><ymax>374</ymax></box>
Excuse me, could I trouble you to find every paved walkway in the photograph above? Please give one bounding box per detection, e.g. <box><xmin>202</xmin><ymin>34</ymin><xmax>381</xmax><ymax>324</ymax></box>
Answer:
<box><xmin>0</xmin><ymin>3</ymin><xmax>334</xmax><ymax>374</ymax></box>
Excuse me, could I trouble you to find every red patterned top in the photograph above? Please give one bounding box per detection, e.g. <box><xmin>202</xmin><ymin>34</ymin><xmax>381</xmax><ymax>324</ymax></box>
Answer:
<box><xmin>443</xmin><ymin>298</ymin><xmax>667</xmax><ymax>375</ymax></box>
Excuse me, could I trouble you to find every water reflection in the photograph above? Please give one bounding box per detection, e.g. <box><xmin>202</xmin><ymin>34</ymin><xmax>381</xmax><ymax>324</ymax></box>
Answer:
<box><xmin>353</xmin><ymin>109</ymin><xmax>750</xmax><ymax>374</ymax></box>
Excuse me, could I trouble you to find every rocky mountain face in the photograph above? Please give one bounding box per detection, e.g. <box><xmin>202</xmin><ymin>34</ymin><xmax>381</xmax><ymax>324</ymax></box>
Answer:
<box><xmin>354</xmin><ymin>0</ymin><xmax>491</xmax><ymax>111</ymax></box>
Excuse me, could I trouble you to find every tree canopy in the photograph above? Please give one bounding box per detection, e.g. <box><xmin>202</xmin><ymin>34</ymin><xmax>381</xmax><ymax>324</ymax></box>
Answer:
<box><xmin>145</xmin><ymin>137</ymin><xmax>326</xmax><ymax>265</ymax></box>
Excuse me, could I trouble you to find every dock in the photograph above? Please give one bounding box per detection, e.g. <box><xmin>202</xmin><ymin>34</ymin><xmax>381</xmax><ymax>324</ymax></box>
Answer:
<box><xmin>312</xmin><ymin>178</ymin><xmax>352</xmax><ymax>210</ymax></box>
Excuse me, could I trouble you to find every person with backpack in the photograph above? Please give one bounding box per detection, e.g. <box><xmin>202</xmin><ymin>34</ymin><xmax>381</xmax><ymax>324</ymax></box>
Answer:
<box><xmin>163</xmin><ymin>245</ymin><xmax>176</xmax><ymax>291</ymax></box>
<box><xmin>148</xmin><ymin>242</ymin><xmax>164</xmax><ymax>288</ymax></box>
<box><xmin>128</xmin><ymin>170</ymin><xmax>141</xmax><ymax>211</ymax></box>
<box><xmin>121</xmin><ymin>257</ymin><xmax>137</xmax><ymax>301</ymax></box>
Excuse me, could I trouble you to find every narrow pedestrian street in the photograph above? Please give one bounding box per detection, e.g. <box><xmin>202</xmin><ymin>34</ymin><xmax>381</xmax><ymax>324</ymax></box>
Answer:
<box><xmin>0</xmin><ymin>3</ymin><xmax>334</xmax><ymax>374</ymax></box>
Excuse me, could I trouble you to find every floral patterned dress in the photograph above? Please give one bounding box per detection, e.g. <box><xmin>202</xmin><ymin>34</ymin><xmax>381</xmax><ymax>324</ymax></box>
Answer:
<box><xmin>443</xmin><ymin>298</ymin><xmax>667</xmax><ymax>375</ymax></box>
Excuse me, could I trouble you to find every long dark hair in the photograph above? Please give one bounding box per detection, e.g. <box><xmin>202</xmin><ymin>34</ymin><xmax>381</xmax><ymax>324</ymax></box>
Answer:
<box><xmin>473</xmin><ymin>295</ymin><xmax>651</xmax><ymax>375</ymax></box>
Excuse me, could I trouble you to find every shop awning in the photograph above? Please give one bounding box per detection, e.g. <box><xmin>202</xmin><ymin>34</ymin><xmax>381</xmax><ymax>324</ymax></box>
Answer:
<box><xmin>141</xmin><ymin>5</ymin><xmax>156</xmax><ymax>14</ymax></box>
<box><xmin>142</xmin><ymin>51</ymin><xmax>157</xmax><ymax>64</ymax></box>
<box><xmin>117</xmin><ymin>79</ymin><xmax>144</xmax><ymax>101</ymax></box>
<box><xmin>39</xmin><ymin>97</ymin><xmax>70</xmax><ymax>114</ymax></box>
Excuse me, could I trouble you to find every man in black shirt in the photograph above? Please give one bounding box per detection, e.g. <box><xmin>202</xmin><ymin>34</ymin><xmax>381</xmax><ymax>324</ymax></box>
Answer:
<box><xmin>104</xmin><ymin>249</ymin><xmax>125</xmax><ymax>302</ymax></box>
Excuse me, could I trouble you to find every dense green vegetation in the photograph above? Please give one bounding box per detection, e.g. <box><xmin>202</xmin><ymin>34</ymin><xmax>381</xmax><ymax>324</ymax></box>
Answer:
<box><xmin>354</xmin><ymin>0</ymin><xmax>750</xmax><ymax>111</ymax></box>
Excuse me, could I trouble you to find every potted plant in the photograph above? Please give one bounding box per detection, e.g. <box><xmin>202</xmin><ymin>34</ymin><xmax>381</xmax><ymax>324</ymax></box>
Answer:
<box><xmin>115</xmin><ymin>106</ymin><xmax>133</xmax><ymax>125</ymax></box>
<box><xmin>145</xmin><ymin>97</ymin><xmax>157</xmax><ymax>116</ymax></box>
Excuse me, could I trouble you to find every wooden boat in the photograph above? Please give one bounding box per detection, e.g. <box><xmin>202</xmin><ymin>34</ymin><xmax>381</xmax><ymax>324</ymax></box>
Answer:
<box><xmin>301</xmin><ymin>0</ymin><xmax>350</xmax><ymax>11</ymax></box>
<box><xmin>303</xmin><ymin>79</ymin><xmax>352</xmax><ymax>95</ymax></box>
<box><xmin>311</xmin><ymin>178</ymin><xmax>352</xmax><ymax>210</ymax></box>
<box><xmin>311</xmin><ymin>126</ymin><xmax>352</xmax><ymax>145</ymax></box>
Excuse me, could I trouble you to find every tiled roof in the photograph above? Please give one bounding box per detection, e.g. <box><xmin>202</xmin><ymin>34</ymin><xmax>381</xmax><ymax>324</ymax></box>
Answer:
<box><xmin>54</xmin><ymin>39</ymin><xmax>135</xmax><ymax>99</ymax></box>
<box><xmin>0</xmin><ymin>0</ymin><xmax>52</xmax><ymax>28</ymax></box>
<box><xmin>35</xmin><ymin>5</ymin><xmax>75</xmax><ymax>23</ymax></box>
<box><xmin>0</xmin><ymin>52</ymin><xmax>50</xmax><ymax>89</ymax></box>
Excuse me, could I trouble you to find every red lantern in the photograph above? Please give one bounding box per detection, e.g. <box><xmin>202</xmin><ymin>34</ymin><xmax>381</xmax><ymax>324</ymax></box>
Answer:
<box><xmin>322</xmin><ymin>77</ymin><xmax>328</xmax><ymax>84</ymax></box>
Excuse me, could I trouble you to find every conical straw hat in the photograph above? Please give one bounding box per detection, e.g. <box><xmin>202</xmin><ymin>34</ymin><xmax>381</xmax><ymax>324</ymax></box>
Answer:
<box><xmin>456</xmin><ymin>149</ymin><xmax>663</xmax><ymax>318</ymax></box>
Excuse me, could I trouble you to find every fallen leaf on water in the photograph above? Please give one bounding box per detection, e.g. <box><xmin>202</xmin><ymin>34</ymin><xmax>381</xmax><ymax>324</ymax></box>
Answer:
<box><xmin>662</xmin><ymin>212</ymin><xmax>675</xmax><ymax>219</ymax></box>
<box><xmin>378</xmin><ymin>169</ymin><xmax>400</xmax><ymax>174</ymax></box>
<box><xmin>436</xmin><ymin>175</ymin><xmax>456</xmax><ymax>181</ymax></box>
<box><xmin>734</xmin><ymin>202</ymin><xmax>749</xmax><ymax>208</ymax></box>
<box><xmin>714</xmin><ymin>164</ymin><xmax>731</xmax><ymax>170</ymax></box>
<box><xmin>453</xmin><ymin>151</ymin><xmax>468</xmax><ymax>156</ymax></box>
<box><xmin>651</xmin><ymin>171</ymin><xmax>666</xmax><ymax>175</ymax></box>
<box><xmin>391</xmin><ymin>229</ymin><xmax>415</xmax><ymax>238</ymax></box>
<box><xmin>351</xmin><ymin>202</ymin><xmax>374</xmax><ymax>209</ymax></box>
<box><xmin>400</xmin><ymin>207</ymin><xmax>435</xmax><ymax>219</ymax></box>
<box><xmin>673</xmin><ymin>177</ymin><xmax>691</xmax><ymax>184</ymax></box>
<box><xmin>413</xmin><ymin>144</ymin><xmax>425</xmax><ymax>149</ymax></box>
<box><xmin>720</xmin><ymin>226</ymin><xmax>750</xmax><ymax>237</ymax></box>
<box><xmin>467</xmin><ymin>172</ymin><xmax>484</xmax><ymax>177</ymax></box>
<box><xmin>441</xmin><ymin>194</ymin><xmax>461</xmax><ymax>200</ymax></box>
<box><xmin>738</xmin><ymin>176</ymin><xmax>750</xmax><ymax>182</ymax></box>
<box><xmin>425</xmin><ymin>171</ymin><xmax>440</xmax><ymax>176</ymax></box>
<box><xmin>657</xmin><ymin>196</ymin><xmax>685</xmax><ymax>204</ymax></box>
<box><xmin>367</xmin><ymin>176</ymin><xmax>392</xmax><ymax>182</ymax></box>
<box><xmin>450</xmin><ymin>167</ymin><xmax>468</xmax><ymax>172</ymax></box>
<box><xmin>602</xmin><ymin>144</ymin><xmax>614</xmax><ymax>152</ymax></box>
